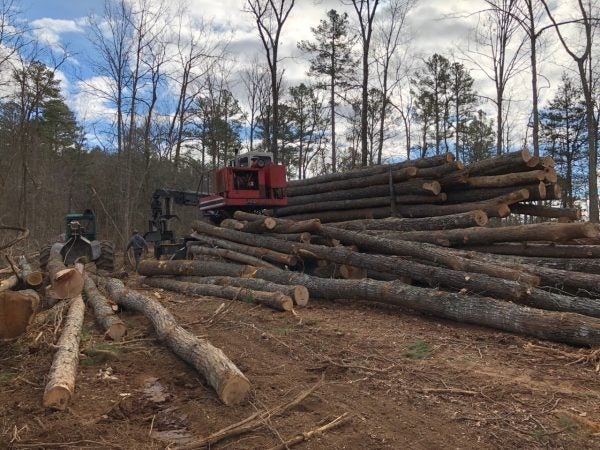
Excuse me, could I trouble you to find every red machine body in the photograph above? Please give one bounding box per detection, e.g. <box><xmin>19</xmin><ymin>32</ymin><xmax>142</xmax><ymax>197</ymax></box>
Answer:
<box><xmin>199</xmin><ymin>152</ymin><xmax>288</xmax><ymax>216</ymax></box>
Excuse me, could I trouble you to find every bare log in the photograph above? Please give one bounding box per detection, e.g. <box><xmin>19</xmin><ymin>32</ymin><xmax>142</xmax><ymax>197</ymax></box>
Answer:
<box><xmin>82</xmin><ymin>276</ymin><xmax>127</xmax><ymax>341</ymax></box>
<box><xmin>142</xmin><ymin>277</ymin><xmax>293</xmax><ymax>311</ymax></box>
<box><xmin>465</xmin><ymin>243</ymin><xmax>600</xmax><ymax>258</ymax></box>
<box><xmin>101</xmin><ymin>277</ymin><xmax>250</xmax><ymax>405</ymax></box>
<box><xmin>47</xmin><ymin>245</ymin><xmax>84</xmax><ymax>299</ymax></box>
<box><xmin>43</xmin><ymin>295</ymin><xmax>85</xmax><ymax>410</ymax></box>
<box><xmin>233</xmin><ymin>212</ymin><xmax>322</xmax><ymax>234</ymax></box>
<box><xmin>510</xmin><ymin>204</ymin><xmax>582</xmax><ymax>220</ymax></box>
<box><xmin>16</xmin><ymin>256</ymin><xmax>43</xmax><ymax>289</ymax></box>
<box><xmin>445</xmin><ymin>183</ymin><xmax>546</xmax><ymax>204</ymax></box>
<box><xmin>138</xmin><ymin>259</ymin><xmax>254</xmax><ymax>278</ymax></box>
<box><xmin>0</xmin><ymin>289</ymin><xmax>40</xmax><ymax>339</ymax></box>
<box><xmin>466</xmin><ymin>148</ymin><xmax>534</xmax><ymax>176</ymax></box>
<box><xmin>188</xmin><ymin>245</ymin><xmax>280</xmax><ymax>269</ymax></box>
<box><xmin>413</xmin><ymin>161</ymin><xmax>464</xmax><ymax>178</ymax></box>
<box><xmin>175</xmin><ymin>276</ymin><xmax>309</xmax><ymax>307</ymax></box>
<box><xmin>187</xmin><ymin>233</ymin><xmax>297</xmax><ymax>266</ymax></box>
<box><xmin>463</xmin><ymin>254</ymin><xmax>600</xmax><ymax>275</ymax></box>
<box><xmin>0</xmin><ymin>275</ymin><xmax>19</xmax><ymax>292</ymax></box>
<box><xmin>459</xmin><ymin>170</ymin><xmax>549</xmax><ymax>189</ymax></box>
<box><xmin>330</xmin><ymin>211</ymin><xmax>489</xmax><ymax>231</ymax></box>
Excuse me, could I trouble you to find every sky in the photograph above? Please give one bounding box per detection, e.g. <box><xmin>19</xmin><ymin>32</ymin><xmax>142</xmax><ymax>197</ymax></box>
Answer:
<box><xmin>16</xmin><ymin>0</ymin><xmax>586</xmax><ymax>157</ymax></box>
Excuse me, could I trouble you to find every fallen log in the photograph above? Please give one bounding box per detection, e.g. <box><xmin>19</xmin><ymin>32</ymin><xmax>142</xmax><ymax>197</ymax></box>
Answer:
<box><xmin>175</xmin><ymin>276</ymin><xmax>309</xmax><ymax>306</ymax></box>
<box><xmin>82</xmin><ymin>276</ymin><xmax>127</xmax><ymax>341</ymax></box>
<box><xmin>445</xmin><ymin>183</ymin><xmax>546</xmax><ymax>204</ymax></box>
<box><xmin>43</xmin><ymin>295</ymin><xmax>85</xmax><ymax>410</ymax></box>
<box><xmin>138</xmin><ymin>260</ymin><xmax>255</xmax><ymax>278</ymax></box>
<box><xmin>466</xmin><ymin>148</ymin><xmax>534</xmax><ymax>176</ymax></box>
<box><xmin>464</xmin><ymin>254</ymin><xmax>600</xmax><ymax>275</ymax></box>
<box><xmin>100</xmin><ymin>277</ymin><xmax>250</xmax><ymax>405</ymax></box>
<box><xmin>16</xmin><ymin>256</ymin><xmax>43</xmax><ymax>289</ymax></box>
<box><xmin>413</xmin><ymin>161</ymin><xmax>464</xmax><ymax>178</ymax></box>
<box><xmin>188</xmin><ymin>245</ymin><xmax>280</xmax><ymax>269</ymax></box>
<box><xmin>286</xmin><ymin>167</ymin><xmax>417</xmax><ymax>197</ymax></box>
<box><xmin>285</xmin><ymin>179</ymin><xmax>442</xmax><ymax>207</ymax></box>
<box><xmin>458</xmin><ymin>169</ymin><xmax>552</xmax><ymax>189</ymax></box>
<box><xmin>0</xmin><ymin>275</ymin><xmax>19</xmax><ymax>292</ymax></box>
<box><xmin>142</xmin><ymin>277</ymin><xmax>293</xmax><ymax>311</ymax></box>
<box><xmin>232</xmin><ymin>212</ymin><xmax>322</xmax><ymax>234</ymax></box>
<box><xmin>0</xmin><ymin>289</ymin><xmax>40</xmax><ymax>339</ymax></box>
<box><xmin>287</xmin><ymin>153</ymin><xmax>453</xmax><ymax>188</ymax></box>
<box><xmin>330</xmin><ymin>211</ymin><xmax>489</xmax><ymax>231</ymax></box>
<box><xmin>187</xmin><ymin>234</ymin><xmax>297</xmax><ymax>267</ymax></box>
<box><xmin>47</xmin><ymin>245</ymin><xmax>84</xmax><ymax>299</ymax></box>
<box><xmin>510</xmin><ymin>204</ymin><xmax>582</xmax><ymax>220</ymax></box>
<box><xmin>464</xmin><ymin>243</ymin><xmax>600</xmax><ymax>258</ymax></box>
<box><xmin>376</xmin><ymin>222</ymin><xmax>599</xmax><ymax>247</ymax></box>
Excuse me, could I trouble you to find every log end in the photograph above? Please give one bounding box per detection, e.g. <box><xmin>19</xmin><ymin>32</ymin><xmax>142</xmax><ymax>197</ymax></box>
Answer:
<box><xmin>106</xmin><ymin>323</ymin><xmax>128</xmax><ymax>341</ymax></box>
<box><xmin>542</xmin><ymin>156</ymin><xmax>555</xmax><ymax>168</ymax></box>
<box><xmin>280</xmin><ymin>295</ymin><xmax>294</xmax><ymax>311</ymax></box>
<box><xmin>521</xmin><ymin>146</ymin><xmax>532</xmax><ymax>163</ymax></box>
<box><xmin>264</xmin><ymin>217</ymin><xmax>278</xmax><ymax>230</ymax></box>
<box><xmin>0</xmin><ymin>291</ymin><xmax>39</xmax><ymax>339</ymax></box>
<box><xmin>496</xmin><ymin>204</ymin><xmax>512</xmax><ymax>218</ymax></box>
<box><xmin>544</xmin><ymin>168</ymin><xmax>558</xmax><ymax>183</ymax></box>
<box><xmin>424</xmin><ymin>181</ymin><xmax>442</xmax><ymax>196</ymax></box>
<box><xmin>582</xmin><ymin>223</ymin><xmax>599</xmax><ymax>238</ymax></box>
<box><xmin>26</xmin><ymin>272</ymin><xmax>44</xmax><ymax>288</ymax></box>
<box><xmin>526</xmin><ymin>155</ymin><xmax>540</xmax><ymax>168</ymax></box>
<box><xmin>219</xmin><ymin>375</ymin><xmax>251</xmax><ymax>406</ymax></box>
<box><xmin>473</xmin><ymin>210</ymin><xmax>489</xmax><ymax>227</ymax></box>
<box><xmin>53</xmin><ymin>268</ymin><xmax>84</xmax><ymax>299</ymax></box>
<box><xmin>406</xmin><ymin>166</ymin><xmax>418</xmax><ymax>177</ymax></box>
<box><xmin>292</xmin><ymin>286</ymin><xmax>310</xmax><ymax>307</ymax></box>
<box><xmin>445</xmin><ymin>152</ymin><xmax>455</xmax><ymax>163</ymax></box>
<box><xmin>537</xmin><ymin>182</ymin><xmax>547</xmax><ymax>200</ymax></box>
<box><xmin>43</xmin><ymin>386</ymin><xmax>72</xmax><ymax>410</ymax></box>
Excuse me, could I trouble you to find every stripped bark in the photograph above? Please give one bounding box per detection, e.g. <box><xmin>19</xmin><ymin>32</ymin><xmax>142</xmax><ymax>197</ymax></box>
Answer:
<box><xmin>100</xmin><ymin>277</ymin><xmax>250</xmax><ymax>405</ymax></box>
<box><xmin>82</xmin><ymin>276</ymin><xmax>127</xmax><ymax>341</ymax></box>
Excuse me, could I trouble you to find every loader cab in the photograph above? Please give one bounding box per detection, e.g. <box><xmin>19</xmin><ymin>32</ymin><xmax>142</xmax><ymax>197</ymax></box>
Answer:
<box><xmin>65</xmin><ymin>209</ymin><xmax>96</xmax><ymax>241</ymax></box>
<box><xmin>228</xmin><ymin>152</ymin><xmax>273</xmax><ymax>168</ymax></box>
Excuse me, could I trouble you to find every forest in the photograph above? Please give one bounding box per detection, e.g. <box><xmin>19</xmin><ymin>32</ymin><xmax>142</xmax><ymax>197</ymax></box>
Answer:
<box><xmin>0</xmin><ymin>0</ymin><xmax>598</xmax><ymax>248</ymax></box>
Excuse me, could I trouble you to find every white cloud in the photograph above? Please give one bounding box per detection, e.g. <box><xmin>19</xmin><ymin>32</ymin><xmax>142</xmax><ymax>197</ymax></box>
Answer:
<box><xmin>30</xmin><ymin>18</ymin><xmax>84</xmax><ymax>48</ymax></box>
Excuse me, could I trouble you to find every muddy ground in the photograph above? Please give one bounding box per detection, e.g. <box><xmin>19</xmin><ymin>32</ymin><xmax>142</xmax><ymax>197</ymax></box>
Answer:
<box><xmin>1</xmin><ymin>272</ymin><xmax>600</xmax><ymax>449</ymax></box>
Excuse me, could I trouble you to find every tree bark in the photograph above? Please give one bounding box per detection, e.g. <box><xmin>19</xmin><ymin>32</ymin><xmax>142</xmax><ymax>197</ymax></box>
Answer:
<box><xmin>175</xmin><ymin>276</ymin><xmax>309</xmax><ymax>307</ymax></box>
<box><xmin>142</xmin><ymin>277</ymin><xmax>293</xmax><ymax>311</ymax></box>
<box><xmin>100</xmin><ymin>276</ymin><xmax>250</xmax><ymax>404</ymax></box>
<box><xmin>413</xmin><ymin>161</ymin><xmax>464</xmax><ymax>178</ymax></box>
<box><xmin>0</xmin><ymin>275</ymin><xmax>19</xmax><ymax>293</ymax></box>
<box><xmin>287</xmin><ymin>153</ymin><xmax>453</xmax><ymax>188</ymax></box>
<box><xmin>330</xmin><ymin>211</ymin><xmax>489</xmax><ymax>231</ymax></box>
<box><xmin>82</xmin><ymin>276</ymin><xmax>127</xmax><ymax>341</ymax></box>
<box><xmin>377</xmin><ymin>222</ymin><xmax>599</xmax><ymax>247</ymax></box>
<box><xmin>16</xmin><ymin>256</ymin><xmax>43</xmax><ymax>289</ymax></box>
<box><xmin>188</xmin><ymin>245</ymin><xmax>280</xmax><ymax>270</ymax></box>
<box><xmin>187</xmin><ymin>233</ymin><xmax>297</xmax><ymax>267</ymax></box>
<box><xmin>0</xmin><ymin>289</ymin><xmax>40</xmax><ymax>339</ymax></box>
<box><xmin>445</xmin><ymin>183</ymin><xmax>546</xmax><ymax>204</ymax></box>
<box><xmin>466</xmin><ymin>148</ymin><xmax>534</xmax><ymax>175</ymax></box>
<box><xmin>286</xmin><ymin>167</ymin><xmax>417</xmax><ymax>197</ymax></box>
<box><xmin>286</xmin><ymin>179</ymin><xmax>442</xmax><ymax>206</ymax></box>
<box><xmin>233</xmin><ymin>212</ymin><xmax>322</xmax><ymax>233</ymax></box>
<box><xmin>455</xmin><ymin>170</ymin><xmax>551</xmax><ymax>189</ymax></box>
<box><xmin>138</xmin><ymin>259</ymin><xmax>253</xmax><ymax>278</ymax></box>
<box><xmin>510</xmin><ymin>204</ymin><xmax>582</xmax><ymax>220</ymax></box>
<box><xmin>464</xmin><ymin>243</ymin><xmax>600</xmax><ymax>258</ymax></box>
<box><xmin>462</xmin><ymin>254</ymin><xmax>600</xmax><ymax>275</ymax></box>
<box><xmin>43</xmin><ymin>295</ymin><xmax>85</xmax><ymax>410</ymax></box>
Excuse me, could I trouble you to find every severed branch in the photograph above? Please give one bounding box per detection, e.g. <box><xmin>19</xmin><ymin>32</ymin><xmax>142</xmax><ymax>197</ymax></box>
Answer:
<box><xmin>266</xmin><ymin>412</ymin><xmax>352</xmax><ymax>450</ymax></box>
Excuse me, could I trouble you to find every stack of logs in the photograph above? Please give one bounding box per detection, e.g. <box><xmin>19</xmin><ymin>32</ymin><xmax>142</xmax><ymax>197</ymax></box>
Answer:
<box><xmin>275</xmin><ymin>149</ymin><xmax>577</xmax><ymax>223</ymax></box>
<box><xmin>137</xmin><ymin>208</ymin><xmax>600</xmax><ymax>348</ymax></box>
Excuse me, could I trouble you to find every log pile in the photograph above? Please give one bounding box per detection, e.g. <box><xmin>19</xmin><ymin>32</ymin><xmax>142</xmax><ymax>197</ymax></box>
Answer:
<box><xmin>278</xmin><ymin>149</ymin><xmax>577</xmax><ymax>222</ymax></box>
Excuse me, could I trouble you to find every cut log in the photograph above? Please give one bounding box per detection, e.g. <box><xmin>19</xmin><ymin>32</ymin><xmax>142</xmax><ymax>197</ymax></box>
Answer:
<box><xmin>262</xmin><ymin>232</ymin><xmax>313</xmax><ymax>243</ymax></box>
<box><xmin>0</xmin><ymin>275</ymin><xmax>19</xmax><ymax>292</ymax></box>
<box><xmin>413</xmin><ymin>161</ymin><xmax>464</xmax><ymax>178</ymax></box>
<box><xmin>187</xmin><ymin>234</ymin><xmax>297</xmax><ymax>267</ymax></box>
<box><xmin>138</xmin><ymin>259</ymin><xmax>254</xmax><ymax>278</ymax></box>
<box><xmin>151</xmin><ymin>261</ymin><xmax>600</xmax><ymax>346</ymax></box>
<box><xmin>286</xmin><ymin>167</ymin><xmax>417</xmax><ymax>197</ymax></box>
<box><xmin>233</xmin><ymin>212</ymin><xmax>322</xmax><ymax>234</ymax></box>
<box><xmin>0</xmin><ymin>289</ymin><xmax>40</xmax><ymax>339</ymax></box>
<box><xmin>466</xmin><ymin>148</ymin><xmax>533</xmax><ymax>176</ymax></box>
<box><xmin>100</xmin><ymin>277</ymin><xmax>250</xmax><ymax>405</ymax></box>
<box><xmin>510</xmin><ymin>204</ymin><xmax>582</xmax><ymax>220</ymax></box>
<box><xmin>285</xmin><ymin>179</ymin><xmax>442</xmax><ymax>207</ymax></box>
<box><xmin>457</xmin><ymin>170</ymin><xmax>549</xmax><ymax>189</ymax></box>
<box><xmin>376</xmin><ymin>222</ymin><xmax>599</xmax><ymax>247</ymax></box>
<box><xmin>465</xmin><ymin>243</ymin><xmax>600</xmax><ymax>258</ymax></box>
<box><xmin>47</xmin><ymin>245</ymin><xmax>84</xmax><ymax>299</ymax></box>
<box><xmin>16</xmin><ymin>256</ymin><xmax>43</xmax><ymax>289</ymax></box>
<box><xmin>287</xmin><ymin>153</ymin><xmax>454</xmax><ymax>188</ymax></box>
<box><xmin>82</xmin><ymin>276</ymin><xmax>127</xmax><ymax>341</ymax></box>
<box><xmin>330</xmin><ymin>211</ymin><xmax>489</xmax><ymax>231</ymax></box>
<box><xmin>142</xmin><ymin>277</ymin><xmax>293</xmax><ymax>311</ymax></box>
<box><xmin>463</xmin><ymin>254</ymin><xmax>600</xmax><ymax>275</ymax></box>
<box><xmin>175</xmin><ymin>276</ymin><xmax>309</xmax><ymax>307</ymax></box>
<box><xmin>220</xmin><ymin>219</ymin><xmax>245</xmax><ymax>231</ymax></box>
<box><xmin>188</xmin><ymin>245</ymin><xmax>280</xmax><ymax>269</ymax></box>
<box><xmin>43</xmin><ymin>295</ymin><xmax>85</xmax><ymax>410</ymax></box>
<box><xmin>445</xmin><ymin>183</ymin><xmax>546</xmax><ymax>204</ymax></box>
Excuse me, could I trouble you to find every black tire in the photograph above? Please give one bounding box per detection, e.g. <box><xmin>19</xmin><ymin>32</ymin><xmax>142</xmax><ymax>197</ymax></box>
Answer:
<box><xmin>39</xmin><ymin>244</ymin><xmax>52</xmax><ymax>271</ymax></box>
<box><xmin>96</xmin><ymin>240</ymin><xmax>115</xmax><ymax>271</ymax></box>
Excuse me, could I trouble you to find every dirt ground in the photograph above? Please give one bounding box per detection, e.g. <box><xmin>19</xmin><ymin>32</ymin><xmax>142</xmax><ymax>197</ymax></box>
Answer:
<box><xmin>1</xmin><ymin>272</ymin><xmax>600</xmax><ymax>450</ymax></box>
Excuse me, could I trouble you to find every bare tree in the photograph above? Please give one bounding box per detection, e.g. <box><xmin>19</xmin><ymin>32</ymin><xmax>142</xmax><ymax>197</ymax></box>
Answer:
<box><xmin>0</xmin><ymin>0</ymin><xmax>27</xmax><ymax>92</ymax></box>
<box><xmin>540</xmin><ymin>0</ymin><xmax>598</xmax><ymax>222</ymax></box>
<box><xmin>348</xmin><ymin>0</ymin><xmax>380</xmax><ymax>166</ymax></box>
<box><xmin>245</xmin><ymin>0</ymin><xmax>295</xmax><ymax>163</ymax></box>
<box><xmin>373</xmin><ymin>0</ymin><xmax>416</xmax><ymax>164</ymax></box>
<box><xmin>467</xmin><ymin>0</ymin><xmax>528</xmax><ymax>155</ymax></box>
<box><xmin>241</xmin><ymin>57</ymin><xmax>270</xmax><ymax>153</ymax></box>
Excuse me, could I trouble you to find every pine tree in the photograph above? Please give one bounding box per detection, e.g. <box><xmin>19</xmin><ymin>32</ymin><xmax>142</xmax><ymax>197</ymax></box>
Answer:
<box><xmin>298</xmin><ymin>9</ymin><xmax>355</xmax><ymax>173</ymax></box>
<box><xmin>462</xmin><ymin>110</ymin><xmax>495</xmax><ymax>165</ymax></box>
<box><xmin>448</xmin><ymin>61</ymin><xmax>477</xmax><ymax>162</ymax></box>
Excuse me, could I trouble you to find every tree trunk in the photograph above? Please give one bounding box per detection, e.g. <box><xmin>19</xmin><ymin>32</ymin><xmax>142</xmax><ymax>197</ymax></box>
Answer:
<box><xmin>43</xmin><ymin>295</ymin><xmax>85</xmax><ymax>410</ymax></box>
<box><xmin>462</xmin><ymin>254</ymin><xmax>600</xmax><ymax>275</ymax></box>
<box><xmin>142</xmin><ymin>277</ymin><xmax>293</xmax><ymax>311</ymax></box>
<box><xmin>175</xmin><ymin>276</ymin><xmax>309</xmax><ymax>307</ymax></box>
<box><xmin>286</xmin><ymin>179</ymin><xmax>442</xmax><ymax>206</ymax></box>
<box><xmin>16</xmin><ymin>256</ymin><xmax>43</xmax><ymax>289</ymax></box>
<box><xmin>466</xmin><ymin>148</ymin><xmax>535</xmax><ymax>175</ymax></box>
<box><xmin>0</xmin><ymin>275</ymin><xmax>19</xmax><ymax>293</ymax></box>
<box><xmin>413</xmin><ymin>161</ymin><xmax>464</xmax><ymax>178</ymax></box>
<box><xmin>375</xmin><ymin>222</ymin><xmax>598</xmax><ymax>247</ymax></box>
<box><xmin>82</xmin><ymin>276</ymin><xmax>127</xmax><ymax>341</ymax></box>
<box><xmin>0</xmin><ymin>289</ymin><xmax>40</xmax><ymax>339</ymax></box>
<box><xmin>445</xmin><ymin>183</ymin><xmax>546</xmax><ymax>204</ymax></box>
<box><xmin>188</xmin><ymin>246</ymin><xmax>280</xmax><ymax>270</ymax></box>
<box><xmin>330</xmin><ymin>210</ymin><xmax>489</xmax><ymax>231</ymax></box>
<box><xmin>187</xmin><ymin>233</ymin><xmax>297</xmax><ymax>267</ymax></box>
<box><xmin>47</xmin><ymin>246</ymin><xmax>84</xmax><ymax>299</ymax></box>
<box><xmin>286</xmin><ymin>167</ymin><xmax>417</xmax><ymax>197</ymax></box>
<box><xmin>455</xmin><ymin>169</ymin><xmax>555</xmax><ymax>189</ymax></box>
<box><xmin>100</xmin><ymin>276</ymin><xmax>250</xmax><ymax>405</ymax></box>
<box><xmin>464</xmin><ymin>243</ymin><xmax>600</xmax><ymax>258</ymax></box>
<box><xmin>287</xmin><ymin>153</ymin><xmax>454</xmax><ymax>188</ymax></box>
<box><xmin>232</xmin><ymin>212</ymin><xmax>322</xmax><ymax>234</ymax></box>
<box><xmin>510</xmin><ymin>204</ymin><xmax>582</xmax><ymax>220</ymax></box>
